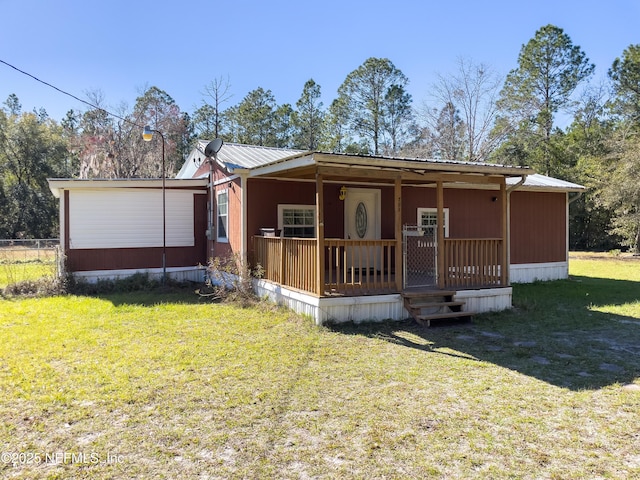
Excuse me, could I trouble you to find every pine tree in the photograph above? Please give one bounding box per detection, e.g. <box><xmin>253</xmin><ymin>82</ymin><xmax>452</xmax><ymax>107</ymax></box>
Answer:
<box><xmin>496</xmin><ymin>24</ymin><xmax>594</xmax><ymax>176</ymax></box>
<box><xmin>337</xmin><ymin>57</ymin><xmax>412</xmax><ymax>155</ymax></box>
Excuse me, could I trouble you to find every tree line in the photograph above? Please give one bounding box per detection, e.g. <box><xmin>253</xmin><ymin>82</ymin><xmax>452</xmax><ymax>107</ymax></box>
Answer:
<box><xmin>1</xmin><ymin>24</ymin><xmax>639</xmax><ymax>251</ymax></box>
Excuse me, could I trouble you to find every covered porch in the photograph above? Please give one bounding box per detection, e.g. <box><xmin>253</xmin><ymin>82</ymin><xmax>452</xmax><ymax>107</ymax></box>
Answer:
<box><xmin>245</xmin><ymin>152</ymin><xmax>532</xmax><ymax>301</ymax></box>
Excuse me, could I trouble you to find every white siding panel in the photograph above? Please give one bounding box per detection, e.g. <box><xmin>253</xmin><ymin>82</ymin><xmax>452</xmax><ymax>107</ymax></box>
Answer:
<box><xmin>510</xmin><ymin>262</ymin><xmax>568</xmax><ymax>283</ymax></box>
<box><xmin>74</xmin><ymin>266</ymin><xmax>206</xmax><ymax>283</ymax></box>
<box><xmin>253</xmin><ymin>278</ymin><xmax>513</xmax><ymax>325</ymax></box>
<box><xmin>69</xmin><ymin>189</ymin><xmax>195</xmax><ymax>249</ymax></box>
<box><xmin>454</xmin><ymin>288</ymin><xmax>513</xmax><ymax>313</ymax></box>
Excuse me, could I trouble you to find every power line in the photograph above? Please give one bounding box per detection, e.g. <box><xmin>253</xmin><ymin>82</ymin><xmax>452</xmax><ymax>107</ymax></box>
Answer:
<box><xmin>0</xmin><ymin>58</ymin><xmax>142</xmax><ymax>127</ymax></box>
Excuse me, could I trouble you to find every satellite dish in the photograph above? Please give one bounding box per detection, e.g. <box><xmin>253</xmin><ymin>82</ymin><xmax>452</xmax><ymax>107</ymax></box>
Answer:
<box><xmin>204</xmin><ymin>138</ymin><xmax>223</xmax><ymax>157</ymax></box>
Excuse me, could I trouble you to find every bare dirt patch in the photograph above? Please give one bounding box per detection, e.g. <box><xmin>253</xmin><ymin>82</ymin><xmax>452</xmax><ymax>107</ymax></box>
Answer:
<box><xmin>570</xmin><ymin>251</ymin><xmax>640</xmax><ymax>261</ymax></box>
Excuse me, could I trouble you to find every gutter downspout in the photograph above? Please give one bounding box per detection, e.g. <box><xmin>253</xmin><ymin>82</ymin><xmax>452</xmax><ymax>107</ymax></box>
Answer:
<box><xmin>568</xmin><ymin>191</ymin><xmax>584</xmax><ymax>204</ymax></box>
<box><xmin>507</xmin><ymin>175</ymin><xmax>528</xmax><ymax>194</ymax></box>
<box><xmin>505</xmin><ymin>175</ymin><xmax>527</xmax><ymax>284</ymax></box>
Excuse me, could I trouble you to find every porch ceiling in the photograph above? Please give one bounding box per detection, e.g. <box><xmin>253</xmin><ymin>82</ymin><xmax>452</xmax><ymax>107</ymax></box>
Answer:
<box><xmin>247</xmin><ymin>152</ymin><xmax>534</xmax><ymax>186</ymax></box>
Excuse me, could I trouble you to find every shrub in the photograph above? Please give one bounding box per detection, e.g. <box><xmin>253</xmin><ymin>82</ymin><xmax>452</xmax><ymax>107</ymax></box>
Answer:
<box><xmin>199</xmin><ymin>255</ymin><xmax>262</xmax><ymax>307</ymax></box>
<box><xmin>2</xmin><ymin>275</ymin><xmax>66</xmax><ymax>297</ymax></box>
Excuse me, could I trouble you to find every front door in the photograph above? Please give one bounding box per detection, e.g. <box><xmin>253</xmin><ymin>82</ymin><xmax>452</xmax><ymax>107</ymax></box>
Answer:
<box><xmin>344</xmin><ymin>188</ymin><xmax>381</xmax><ymax>270</ymax></box>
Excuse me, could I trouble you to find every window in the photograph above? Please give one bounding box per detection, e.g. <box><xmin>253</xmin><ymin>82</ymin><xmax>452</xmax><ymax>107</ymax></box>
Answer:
<box><xmin>278</xmin><ymin>205</ymin><xmax>315</xmax><ymax>238</ymax></box>
<box><xmin>217</xmin><ymin>190</ymin><xmax>228</xmax><ymax>242</ymax></box>
<box><xmin>417</xmin><ymin>208</ymin><xmax>449</xmax><ymax>237</ymax></box>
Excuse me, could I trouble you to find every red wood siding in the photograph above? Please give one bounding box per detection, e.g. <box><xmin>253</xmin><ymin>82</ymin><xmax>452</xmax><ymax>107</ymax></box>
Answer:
<box><xmin>246</xmin><ymin>179</ymin><xmax>333</xmax><ymax>236</ymax></box>
<box><xmin>401</xmin><ymin>186</ymin><xmax>436</xmax><ymax>226</ymax></box>
<box><xmin>400</xmin><ymin>186</ymin><xmax>501</xmax><ymax>237</ymax></box>
<box><xmin>510</xmin><ymin>191</ymin><xmax>567</xmax><ymax>264</ymax></box>
<box><xmin>238</xmin><ymin>179</ymin><xmax>567</xmax><ymax>267</ymax></box>
<box><xmin>68</xmin><ymin>246</ymin><xmax>203</xmax><ymax>272</ymax></box>
<box><xmin>445</xmin><ymin>189</ymin><xmax>502</xmax><ymax>238</ymax></box>
<box><xmin>245</xmin><ymin>180</ymin><xmax>506</xmax><ymax>241</ymax></box>
<box><xmin>211</xmin><ymin>177</ymin><xmax>241</xmax><ymax>260</ymax></box>
<box><xmin>66</xmin><ymin>192</ymin><xmax>207</xmax><ymax>272</ymax></box>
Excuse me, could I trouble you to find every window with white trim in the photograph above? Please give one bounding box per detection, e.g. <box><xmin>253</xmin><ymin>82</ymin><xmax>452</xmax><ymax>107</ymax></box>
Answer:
<box><xmin>217</xmin><ymin>190</ymin><xmax>228</xmax><ymax>242</ymax></box>
<box><xmin>278</xmin><ymin>205</ymin><xmax>316</xmax><ymax>238</ymax></box>
<box><xmin>417</xmin><ymin>207</ymin><xmax>449</xmax><ymax>237</ymax></box>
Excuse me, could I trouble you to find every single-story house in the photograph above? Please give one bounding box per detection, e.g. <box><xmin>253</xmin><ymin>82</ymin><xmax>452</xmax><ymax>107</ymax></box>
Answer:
<box><xmin>48</xmin><ymin>142</ymin><xmax>584</xmax><ymax>325</ymax></box>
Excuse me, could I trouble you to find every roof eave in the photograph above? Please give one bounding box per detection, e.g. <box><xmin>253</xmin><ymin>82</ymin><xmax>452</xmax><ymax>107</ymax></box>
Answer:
<box><xmin>245</xmin><ymin>151</ymin><xmax>534</xmax><ymax>179</ymax></box>
<box><xmin>245</xmin><ymin>153</ymin><xmax>316</xmax><ymax>177</ymax></box>
<box><xmin>47</xmin><ymin>177</ymin><xmax>208</xmax><ymax>197</ymax></box>
<box><xmin>313</xmin><ymin>153</ymin><xmax>534</xmax><ymax>176</ymax></box>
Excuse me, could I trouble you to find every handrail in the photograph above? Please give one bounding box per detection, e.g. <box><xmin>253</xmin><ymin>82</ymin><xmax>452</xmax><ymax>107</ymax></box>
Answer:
<box><xmin>324</xmin><ymin>239</ymin><xmax>396</xmax><ymax>295</ymax></box>
<box><xmin>254</xmin><ymin>236</ymin><xmax>506</xmax><ymax>296</ymax></box>
<box><xmin>253</xmin><ymin>236</ymin><xmax>396</xmax><ymax>295</ymax></box>
<box><xmin>253</xmin><ymin>236</ymin><xmax>317</xmax><ymax>293</ymax></box>
<box><xmin>443</xmin><ymin>238</ymin><xmax>503</xmax><ymax>288</ymax></box>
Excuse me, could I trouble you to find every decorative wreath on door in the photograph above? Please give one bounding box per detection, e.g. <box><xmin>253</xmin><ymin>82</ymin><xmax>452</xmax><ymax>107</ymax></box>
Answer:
<box><xmin>355</xmin><ymin>202</ymin><xmax>368</xmax><ymax>238</ymax></box>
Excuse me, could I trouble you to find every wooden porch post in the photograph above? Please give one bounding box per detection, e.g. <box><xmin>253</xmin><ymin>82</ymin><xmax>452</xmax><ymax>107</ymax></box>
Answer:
<box><xmin>394</xmin><ymin>176</ymin><xmax>402</xmax><ymax>291</ymax></box>
<box><xmin>500</xmin><ymin>178</ymin><xmax>509</xmax><ymax>286</ymax></box>
<box><xmin>437</xmin><ymin>180</ymin><xmax>445</xmax><ymax>289</ymax></box>
<box><xmin>316</xmin><ymin>173</ymin><xmax>325</xmax><ymax>296</ymax></box>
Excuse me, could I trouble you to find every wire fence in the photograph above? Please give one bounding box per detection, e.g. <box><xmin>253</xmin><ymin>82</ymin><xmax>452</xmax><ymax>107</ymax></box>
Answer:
<box><xmin>0</xmin><ymin>239</ymin><xmax>60</xmax><ymax>288</ymax></box>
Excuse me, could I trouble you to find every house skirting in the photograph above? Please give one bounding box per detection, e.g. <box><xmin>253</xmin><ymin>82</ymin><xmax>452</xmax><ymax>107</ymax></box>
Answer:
<box><xmin>254</xmin><ymin>279</ymin><xmax>512</xmax><ymax>326</ymax></box>
<box><xmin>510</xmin><ymin>261</ymin><xmax>568</xmax><ymax>283</ymax></box>
<box><xmin>71</xmin><ymin>266</ymin><xmax>206</xmax><ymax>284</ymax></box>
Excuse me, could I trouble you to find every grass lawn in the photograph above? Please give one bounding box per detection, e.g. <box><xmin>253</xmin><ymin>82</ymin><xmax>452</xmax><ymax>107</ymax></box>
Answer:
<box><xmin>0</xmin><ymin>247</ymin><xmax>57</xmax><ymax>289</ymax></box>
<box><xmin>0</xmin><ymin>262</ymin><xmax>56</xmax><ymax>289</ymax></box>
<box><xmin>1</xmin><ymin>254</ymin><xmax>639</xmax><ymax>479</ymax></box>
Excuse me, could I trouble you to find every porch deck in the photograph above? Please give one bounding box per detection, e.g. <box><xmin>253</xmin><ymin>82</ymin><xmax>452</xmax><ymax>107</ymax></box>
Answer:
<box><xmin>253</xmin><ymin>275</ymin><xmax>512</xmax><ymax>326</ymax></box>
<box><xmin>253</xmin><ymin>236</ymin><xmax>506</xmax><ymax>298</ymax></box>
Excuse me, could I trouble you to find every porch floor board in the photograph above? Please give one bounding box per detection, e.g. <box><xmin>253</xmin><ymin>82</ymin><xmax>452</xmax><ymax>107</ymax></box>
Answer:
<box><xmin>323</xmin><ymin>274</ymin><xmax>502</xmax><ymax>297</ymax></box>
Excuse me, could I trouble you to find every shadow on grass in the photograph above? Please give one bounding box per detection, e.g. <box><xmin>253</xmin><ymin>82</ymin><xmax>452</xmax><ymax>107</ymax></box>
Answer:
<box><xmin>93</xmin><ymin>287</ymin><xmax>208</xmax><ymax>307</ymax></box>
<box><xmin>65</xmin><ymin>283</ymin><xmax>208</xmax><ymax>307</ymax></box>
<box><xmin>331</xmin><ymin>275</ymin><xmax>640</xmax><ymax>391</ymax></box>
<box><xmin>66</xmin><ymin>273</ymin><xmax>209</xmax><ymax>307</ymax></box>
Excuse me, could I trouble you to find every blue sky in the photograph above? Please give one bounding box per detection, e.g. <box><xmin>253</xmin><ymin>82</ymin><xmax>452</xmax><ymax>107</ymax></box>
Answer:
<box><xmin>1</xmin><ymin>0</ymin><xmax>638</xmax><ymax>122</ymax></box>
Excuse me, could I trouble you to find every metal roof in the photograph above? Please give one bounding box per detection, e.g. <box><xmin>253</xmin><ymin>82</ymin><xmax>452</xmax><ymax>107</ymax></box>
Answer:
<box><xmin>177</xmin><ymin>141</ymin><xmax>306</xmax><ymax>179</ymax></box>
<box><xmin>177</xmin><ymin>143</ymin><xmax>585</xmax><ymax>191</ymax></box>
<box><xmin>508</xmin><ymin>173</ymin><xmax>585</xmax><ymax>191</ymax></box>
<box><xmin>315</xmin><ymin>150</ymin><xmax>524</xmax><ymax>170</ymax></box>
<box><xmin>179</xmin><ymin>142</ymin><xmax>531</xmax><ymax>177</ymax></box>
<box><xmin>216</xmin><ymin>143</ymin><xmax>306</xmax><ymax>169</ymax></box>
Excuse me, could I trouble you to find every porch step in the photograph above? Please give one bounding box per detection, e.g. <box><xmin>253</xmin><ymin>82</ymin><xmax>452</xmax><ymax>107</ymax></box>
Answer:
<box><xmin>414</xmin><ymin>310</ymin><xmax>475</xmax><ymax>327</ymax></box>
<box><xmin>402</xmin><ymin>290</ymin><xmax>474</xmax><ymax>327</ymax></box>
<box><xmin>407</xmin><ymin>300</ymin><xmax>466</xmax><ymax>310</ymax></box>
<box><xmin>402</xmin><ymin>289</ymin><xmax>456</xmax><ymax>298</ymax></box>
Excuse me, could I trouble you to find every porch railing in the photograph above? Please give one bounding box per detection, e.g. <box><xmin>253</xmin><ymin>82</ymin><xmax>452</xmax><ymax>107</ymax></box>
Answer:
<box><xmin>324</xmin><ymin>239</ymin><xmax>396</xmax><ymax>295</ymax></box>
<box><xmin>253</xmin><ymin>236</ymin><xmax>318</xmax><ymax>293</ymax></box>
<box><xmin>253</xmin><ymin>236</ymin><xmax>505</xmax><ymax>296</ymax></box>
<box><xmin>253</xmin><ymin>236</ymin><xmax>396</xmax><ymax>296</ymax></box>
<box><xmin>443</xmin><ymin>238</ymin><xmax>503</xmax><ymax>288</ymax></box>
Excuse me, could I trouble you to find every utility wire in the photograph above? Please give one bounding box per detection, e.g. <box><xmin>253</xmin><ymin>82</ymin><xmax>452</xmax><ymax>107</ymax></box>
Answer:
<box><xmin>0</xmin><ymin>58</ymin><xmax>144</xmax><ymax>128</ymax></box>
